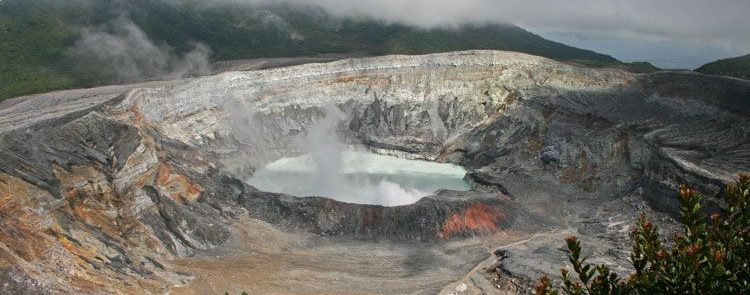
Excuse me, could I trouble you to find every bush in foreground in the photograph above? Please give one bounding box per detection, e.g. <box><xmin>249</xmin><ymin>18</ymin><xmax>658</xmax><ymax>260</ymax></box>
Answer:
<box><xmin>536</xmin><ymin>175</ymin><xmax>750</xmax><ymax>294</ymax></box>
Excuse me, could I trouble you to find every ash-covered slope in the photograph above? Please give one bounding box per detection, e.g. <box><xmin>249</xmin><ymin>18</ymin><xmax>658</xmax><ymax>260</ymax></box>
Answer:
<box><xmin>0</xmin><ymin>51</ymin><xmax>748</xmax><ymax>294</ymax></box>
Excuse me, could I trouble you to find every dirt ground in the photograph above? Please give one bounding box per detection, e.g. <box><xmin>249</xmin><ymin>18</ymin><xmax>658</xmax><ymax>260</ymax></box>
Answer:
<box><xmin>170</xmin><ymin>217</ymin><xmax>529</xmax><ymax>295</ymax></box>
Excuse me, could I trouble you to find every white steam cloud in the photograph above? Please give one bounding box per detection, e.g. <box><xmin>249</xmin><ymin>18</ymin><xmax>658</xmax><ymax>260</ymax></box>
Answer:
<box><xmin>68</xmin><ymin>18</ymin><xmax>211</xmax><ymax>82</ymax></box>
<box><xmin>305</xmin><ymin>104</ymin><xmax>347</xmax><ymax>196</ymax></box>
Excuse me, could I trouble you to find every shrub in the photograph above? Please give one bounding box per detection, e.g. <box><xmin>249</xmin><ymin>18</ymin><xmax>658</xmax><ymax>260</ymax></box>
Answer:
<box><xmin>535</xmin><ymin>175</ymin><xmax>750</xmax><ymax>295</ymax></box>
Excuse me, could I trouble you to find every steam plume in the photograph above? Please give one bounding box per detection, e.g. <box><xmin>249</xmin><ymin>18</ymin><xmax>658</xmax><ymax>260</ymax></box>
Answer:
<box><xmin>67</xmin><ymin>17</ymin><xmax>211</xmax><ymax>83</ymax></box>
<box><xmin>244</xmin><ymin>105</ymin><xmax>467</xmax><ymax>206</ymax></box>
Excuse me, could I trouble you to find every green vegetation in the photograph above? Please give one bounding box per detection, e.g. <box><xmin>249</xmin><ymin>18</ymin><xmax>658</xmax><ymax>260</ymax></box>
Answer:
<box><xmin>0</xmin><ymin>1</ymin><xmax>78</xmax><ymax>99</ymax></box>
<box><xmin>622</xmin><ymin>61</ymin><xmax>661</xmax><ymax>74</ymax></box>
<box><xmin>696</xmin><ymin>54</ymin><xmax>750</xmax><ymax>80</ymax></box>
<box><xmin>535</xmin><ymin>175</ymin><xmax>750</xmax><ymax>294</ymax></box>
<box><xmin>0</xmin><ymin>0</ymin><xmax>627</xmax><ymax>101</ymax></box>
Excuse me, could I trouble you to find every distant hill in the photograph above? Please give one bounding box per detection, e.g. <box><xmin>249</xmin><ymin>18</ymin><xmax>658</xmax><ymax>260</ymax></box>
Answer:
<box><xmin>621</xmin><ymin>61</ymin><xmax>662</xmax><ymax>73</ymax></box>
<box><xmin>696</xmin><ymin>54</ymin><xmax>750</xmax><ymax>80</ymax></box>
<box><xmin>1</xmin><ymin>0</ymin><xmax>637</xmax><ymax>100</ymax></box>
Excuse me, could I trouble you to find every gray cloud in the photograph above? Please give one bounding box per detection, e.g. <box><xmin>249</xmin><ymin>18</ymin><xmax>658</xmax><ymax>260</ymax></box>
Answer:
<box><xmin>216</xmin><ymin>0</ymin><xmax>750</xmax><ymax>68</ymax></box>
<box><xmin>251</xmin><ymin>0</ymin><xmax>750</xmax><ymax>50</ymax></box>
<box><xmin>68</xmin><ymin>17</ymin><xmax>211</xmax><ymax>82</ymax></box>
<box><xmin>71</xmin><ymin>0</ymin><xmax>750</xmax><ymax>70</ymax></box>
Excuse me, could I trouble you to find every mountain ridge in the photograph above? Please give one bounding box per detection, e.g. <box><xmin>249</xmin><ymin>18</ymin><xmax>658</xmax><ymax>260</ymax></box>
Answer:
<box><xmin>0</xmin><ymin>0</ymin><xmax>649</xmax><ymax>101</ymax></box>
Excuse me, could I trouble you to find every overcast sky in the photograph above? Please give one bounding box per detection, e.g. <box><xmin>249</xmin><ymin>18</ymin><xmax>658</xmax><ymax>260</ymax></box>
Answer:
<box><xmin>242</xmin><ymin>0</ymin><xmax>750</xmax><ymax>69</ymax></box>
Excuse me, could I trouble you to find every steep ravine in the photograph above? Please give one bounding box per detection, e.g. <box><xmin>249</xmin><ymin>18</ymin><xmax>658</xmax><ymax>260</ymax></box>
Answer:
<box><xmin>0</xmin><ymin>51</ymin><xmax>748</xmax><ymax>294</ymax></box>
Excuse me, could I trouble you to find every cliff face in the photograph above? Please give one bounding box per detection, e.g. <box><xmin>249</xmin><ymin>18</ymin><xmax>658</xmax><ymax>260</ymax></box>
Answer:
<box><xmin>0</xmin><ymin>51</ymin><xmax>748</xmax><ymax>294</ymax></box>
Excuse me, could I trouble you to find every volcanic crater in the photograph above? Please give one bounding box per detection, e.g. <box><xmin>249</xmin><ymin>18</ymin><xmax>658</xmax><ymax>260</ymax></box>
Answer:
<box><xmin>0</xmin><ymin>51</ymin><xmax>748</xmax><ymax>294</ymax></box>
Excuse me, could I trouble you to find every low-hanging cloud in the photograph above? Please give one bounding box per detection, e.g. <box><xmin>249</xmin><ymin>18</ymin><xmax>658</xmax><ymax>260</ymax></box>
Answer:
<box><xmin>70</xmin><ymin>0</ymin><xmax>749</xmax><ymax>71</ymax></box>
<box><xmin>240</xmin><ymin>0</ymin><xmax>749</xmax><ymax>51</ymax></box>
<box><xmin>208</xmin><ymin>0</ymin><xmax>749</xmax><ymax>67</ymax></box>
<box><xmin>68</xmin><ymin>17</ymin><xmax>211</xmax><ymax>82</ymax></box>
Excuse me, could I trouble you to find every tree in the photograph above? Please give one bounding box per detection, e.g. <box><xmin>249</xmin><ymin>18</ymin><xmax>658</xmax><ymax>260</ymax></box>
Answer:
<box><xmin>536</xmin><ymin>175</ymin><xmax>750</xmax><ymax>295</ymax></box>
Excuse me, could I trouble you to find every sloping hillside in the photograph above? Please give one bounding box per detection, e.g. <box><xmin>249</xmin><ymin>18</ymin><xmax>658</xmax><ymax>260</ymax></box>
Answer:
<box><xmin>696</xmin><ymin>54</ymin><xmax>750</xmax><ymax>80</ymax></box>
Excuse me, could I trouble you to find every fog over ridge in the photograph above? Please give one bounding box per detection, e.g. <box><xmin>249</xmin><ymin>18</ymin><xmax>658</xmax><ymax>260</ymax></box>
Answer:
<box><xmin>61</xmin><ymin>0</ymin><xmax>750</xmax><ymax>74</ymax></box>
<box><xmin>209</xmin><ymin>0</ymin><xmax>750</xmax><ymax>68</ymax></box>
